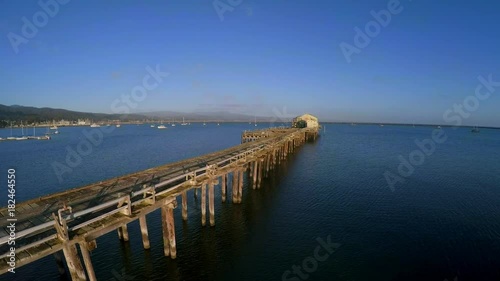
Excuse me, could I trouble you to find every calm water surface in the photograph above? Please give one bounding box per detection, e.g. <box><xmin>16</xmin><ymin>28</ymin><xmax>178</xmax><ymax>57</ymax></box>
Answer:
<box><xmin>0</xmin><ymin>124</ymin><xmax>499</xmax><ymax>281</ymax></box>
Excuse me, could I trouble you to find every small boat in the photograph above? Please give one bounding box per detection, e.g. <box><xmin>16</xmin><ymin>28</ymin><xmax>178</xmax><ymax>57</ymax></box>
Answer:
<box><xmin>437</xmin><ymin>125</ymin><xmax>442</xmax><ymax>129</ymax></box>
<box><xmin>50</xmin><ymin>125</ymin><xmax>58</xmax><ymax>130</ymax></box>
<box><xmin>90</xmin><ymin>123</ymin><xmax>100</xmax><ymax>128</ymax></box>
<box><xmin>54</xmin><ymin>130</ymin><xmax>59</xmax><ymax>134</ymax></box>
<box><xmin>116</xmin><ymin>124</ymin><xmax>121</xmax><ymax>128</ymax></box>
<box><xmin>171</xmin><ymin>123</ymin><xmax>176</xmax><ymax>127</ymax></box>
<box><xmin>150</xmin><ymin>124</ymin><xmax>155</xmax><ymax>128</ymax></box>
<box><xmin>16</xmin><ymin>136</ymin><xmax>28</xmax><ymax>140</ymax></box>
<box><xmin>471</xmin><ymin>126</ymin><xmax>480</xmax><ymax>133</ymax></box>
<box><xmin>158</xmin><ymin>125</ymin><xmax>167</xmax><ymax>129</ymax></box>
<box><xmin>180</xmin><ymin>117</ymin><xmax>188</xmax><ymax>126</ymax></box>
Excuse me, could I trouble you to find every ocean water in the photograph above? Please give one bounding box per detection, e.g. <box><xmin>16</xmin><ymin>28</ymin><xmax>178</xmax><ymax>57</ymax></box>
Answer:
<box><xmin>0</xmin><ymin>124</ymin><xmax>499</xmax><ymax>281</ymax></box>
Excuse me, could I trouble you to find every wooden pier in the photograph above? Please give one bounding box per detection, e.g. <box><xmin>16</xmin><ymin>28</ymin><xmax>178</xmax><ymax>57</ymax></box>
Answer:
<box><xmin>0</xmin><ymin>126</ymin><xmax>319</xmax><ymax>280</ymax></box>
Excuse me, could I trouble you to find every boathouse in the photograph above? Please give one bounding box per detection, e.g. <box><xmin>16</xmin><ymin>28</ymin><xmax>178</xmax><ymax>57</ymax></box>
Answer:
<box><xmin>292</xmin><ymin>114</ymin><xmax>319</xmax><ymax>128</ymax></box>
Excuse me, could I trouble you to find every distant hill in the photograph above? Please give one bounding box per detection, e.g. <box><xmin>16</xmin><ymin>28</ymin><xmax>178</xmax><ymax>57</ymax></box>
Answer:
<box><xmin>0</xmin><ymin>104</ymin><xmax>277</xmax><ymax>128</ymax></box>
<box><xmin>0</xmin><ymin>104</ymin><xmax>147</xmax><ymax>127</ymax></box>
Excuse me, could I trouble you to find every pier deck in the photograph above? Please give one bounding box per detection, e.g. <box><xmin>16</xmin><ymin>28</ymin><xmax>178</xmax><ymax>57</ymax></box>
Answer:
<box><xmin>0</xmin><ymin>127</ymin><xmax>319</xmax><ymax>280</ymax></box>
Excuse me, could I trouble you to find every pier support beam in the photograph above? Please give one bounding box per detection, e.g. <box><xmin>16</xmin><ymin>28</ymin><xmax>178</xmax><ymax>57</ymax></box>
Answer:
<box><xmin>252</xmin><ymin>161</ymin><xmax>258</xmax><ymax>189</ymax></box>
<box><xmin>139</xmin><ymin>215</ymin><xmax>150</xmax><ymax>249</ymax></box>
<box><xmin>238</xmin><ymin>168</ymin><xmax>243</xmax><ymax>203</ymax></box>
<box><xmin>209</xmin><ymin>182</ymin><xmax>215</xmax><ymax>226</ymax></box>
<box><xmin>266</xmin><ymin>154</ymin><xmax>270</xmax><ymax>176</ymax></box>
<box><xmin>118</xmin><ymin>225</ymin><xmax>129</xmax><ymax>242</ymax></box>
<box><xmin>232</xmin><ymin>170</ymin><xmax>238</xmax><ymax>203</ymax></box>
<box><xmin>221</xmin><ymin>174</ymin><xmax>227</xmax><ymax>203</ymax></box>
<box><xmin>201</xmin><ymin>184</ymin><xmax>207</xmax><ymax>226</ymax></box>
<box><xmin>62</xmin><ymin>244</ymin><xmax>86</xmax><ymax>281</ymax></box>
<box><xmin>161</xmin><ymin>202</ymin><xmax>177</xmax><ymax>258</ymax></box>
<box><xmin>166</xmin><ymin>205</ymin><xmax>177</xmax><ymax>259</ymax></box>
<box><xmin>79</xmin><ymin>242</ymin><xmax>97</xmax><ymax>281</ymax></box>
<box><xmin>257</xmin><ymin>160</ymin><xmax>263</xmax><ymax>188</ymax></box>
<box><xmin>182</xmin><ymin>191</ymin><xmax>188</xmax><ymax>221</ymax></box>
<box><xmin>165</xmin><ymin>206</ymin><xmax>170</xmax><ymax>257</ymax></box>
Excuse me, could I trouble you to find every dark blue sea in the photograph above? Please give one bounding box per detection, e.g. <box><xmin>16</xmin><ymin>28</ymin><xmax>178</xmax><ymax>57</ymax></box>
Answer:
<box><xmin>0</xmin><ymin>123</ymin><xmax>499</xmax><ymax>281</ymax></box>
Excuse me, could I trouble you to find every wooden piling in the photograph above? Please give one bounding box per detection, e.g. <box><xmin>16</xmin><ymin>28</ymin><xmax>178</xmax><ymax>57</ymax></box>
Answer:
<box><xmin>201</xmin><ymin>184</ymin><xmax>207</xmax><ymax>226</ymax></box>
<box><xmin>252</xmin><ymin>161</ymin><xmax>258</xmax><ymax>189</ymax></box>
<box><xmin>238</xmin><ymin>168</ymin><xmax>243</xmax><ymax>203</ymax></box>
<box><xmin>79</xmin><ymin>242</ymin><xmax>97</xmax><ymax>281</ymax></box>
<box><xmin>232</xmin><ymin>170</ymin><xmax>238</xmax><ymax>203</ymax></box>
<box><xmin>209</xmin><ymin>182</ymin><xmax>215</xmax><ymax>226</ymax></box>
<box><xmin>257</xmin><ymin>160</ymin><xmax>262</xmax><ymax>188</ymax></box>
<box><xmin>221</xmin><ymin>174</ymin><xmax>227</xmax><ymax>203</ymax></box>
<box><xmin>120</xmin><ymin>225</ymin><xmax>129</xmax><ymax>242</ymax></box>
<box><xmin>161</xmin><ymin>206</ymin><xmax>170</xmax><ymax>256</ymax></box>
<box><xmin>62</xmin><ymin>244</ymin><xmax>86</xmax><ymax>281</ymax></box>
<box><xmin>139</xmin><ymin>215</ymin><xmax>150</xmax><ymax>249</ymax></box>
<box><xmin>181</xmin><ymin>191</ymin><xmax>188</xmax><ymax>221</ymax></box>
<box><xmin>166</xmin><ymin>206</ymin><xmax>177</xmax><ymax>259</ymax></box>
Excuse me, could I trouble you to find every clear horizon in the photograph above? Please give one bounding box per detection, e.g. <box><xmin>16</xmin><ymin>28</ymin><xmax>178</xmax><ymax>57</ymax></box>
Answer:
<box><xmin>2</xmin><ymin>0</ymin><xmax>500</xmax><ymax>127</ymax></box>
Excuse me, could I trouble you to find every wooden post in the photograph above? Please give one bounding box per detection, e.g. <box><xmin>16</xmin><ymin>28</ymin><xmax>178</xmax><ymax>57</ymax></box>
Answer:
<box><xmin>221</xmin><ymin>174</ymin><xmax>227</xmax><ymax>203</ymax></box>
<box><xmin>238</xmin><ymin>168</ymin><xmax>243</xmax><ymax>203</ymax></box>
<box><xmin>161</xmin><ymin>206</ymin><xmax>170</xmax><ymax>256</ymax></box>
<box><xmin>181</xmin><ymin>191</ymin><xmax>188</xmax><ymax>221</ymax></box>
<box><xmin>79</xmin><ymin>242</ymin><xmax>97</xmax><ymax>281</ymax></box>
<box><xmin>201</xmin><ymin>184</ymin><xmax>207</xmax><ymax>226</ymax></box>
<box><xmin>53</xmin><ymin>213</ymin><xmax>86</xmax><ymax>281</ymax></box>
<box><xmin>252</xmin><ymin>161</ymin><xmax>258</xmax><ymax>189</ymax></box>
<box><xmin>120</xmin><ymin>225</ymin><xmax>129</xmax><ymax>242</ymax></box>
<box><xmin>117</xmin><ymin>228</ymin><xmax>122</xmax><ymax>240</ymax></box>
<box><xmin>209</xmin><ymin>182</ymin><xmax>215</xmax><ymax>226</ymax></box>
<box><xmin>166</xmin><ymin>206</ymin><xmax>177</xmax><ymax>259</ymax></box>
<box><xmin>139</xmin><ymin>215</ymin><xmax>150</xmax><ymax>249</ymax></box>
<box><xmin>62</xmin><ymin>244</ymin><xmax>87</xmax><ymax>281</ymax></box>
<box><xmin>257</xmin><ymin>160</ymin><xmax>262</xmax><ymax>189</ymax></box>
<box><xmin>194</xmin><ymin>187</ymin><xmax>197</xmax><ymax>198</ymax></box>
<box><xmin>266</xmin><ymin>154</ymin><xmax>270</xmax><ymax>175</ymax></box>
<box><xmin>232</xmin><ymin>170</ymin><xmax>238</xmax><ymax>203</ymax></box>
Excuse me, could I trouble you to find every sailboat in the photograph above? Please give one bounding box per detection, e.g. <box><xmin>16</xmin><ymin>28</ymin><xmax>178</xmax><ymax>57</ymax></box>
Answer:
<box><xmin>180</xmin><ymin>117</ymin><xmax>188</xmax><ymax>126</ymax></box>
<box><xmin>471</xmin><ymin>125</ymin><xmax>480</xmax><ymax>133</ymax></box>
<box><xmin>7</xmin><ymin>122</ymin><xmax>15</xmax><ymax>140</ymax></box>
<box><xmin>16</xmin><ymin>122</ymin><xmax>28</xmax><ymax>140</ymax></box>
<box><xmin>254</xmin><ymin>116</ymin><xmax>257</xmax><ymax>127</ymax></box>
<box><xmin>158</xmin><ymin>120</ymin><xmax>166</xmax><ymax>129</ymax></box>
<box><xmin>90</xmin><ymin>120</ymin><xmax>100</xmax><ymax>127</ymax></box>
<box><xmin>203</xmin><ymin>120</ymin><xmax>206</xmax><ymax>126</ymax></box>
<box><xmin>171</xmin><ymin>118</ymin><xmax>176</xmax><ymax>127</ymax></box>
<box><xmin>50</xmin><ymin>121</ymin><xmax>58</xmax><ymax>130</ymax></box>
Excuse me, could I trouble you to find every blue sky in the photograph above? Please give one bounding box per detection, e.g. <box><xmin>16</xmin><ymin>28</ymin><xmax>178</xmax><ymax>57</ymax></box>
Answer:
<box><xmin>1</xmin><ymin>0</ymin><xmax>499</xmax><ymax>126</ymax></box>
